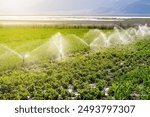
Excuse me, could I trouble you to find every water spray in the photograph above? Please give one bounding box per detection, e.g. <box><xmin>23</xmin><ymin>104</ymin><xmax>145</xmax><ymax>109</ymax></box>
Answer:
<box><xmin>21</xmin><ymin>54</ymin><xmax>30</xmax><ymax>64</ymax></box>
<box><xmin>0</xmin><ymin>24</ymin><xmax>150</xmax><ymax>63</ymax></box>
<box><xmin>71</xmin><ymin>34</ymin><xmax>89</xmax><ymax>47</ymax></box>
<box><xmin>51</xmin><ymin>32</ymin><xmax>65</xmax><ymax>60</ymax></box>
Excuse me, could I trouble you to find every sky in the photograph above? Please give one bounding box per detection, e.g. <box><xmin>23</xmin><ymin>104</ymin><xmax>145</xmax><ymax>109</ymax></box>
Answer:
<box><xmin>0</xmin><ymin>0</ymin><xmax>150</xmax><ymax>15</ymax></box>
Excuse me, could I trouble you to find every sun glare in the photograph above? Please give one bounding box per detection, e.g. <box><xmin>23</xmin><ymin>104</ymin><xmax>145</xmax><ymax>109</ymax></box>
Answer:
<box><xmin>2</xmin><ymin>2</ymin><xmax>22</xmax><ymax>10</ymax></box>
<box><xmin>0</xmin><ymin>0</ymin><xmax>42</xmax><ymax>13</ymax></box>
<box><xmin>1</xmin><ymin>0</ymin><xmax>27</xmax><ymax>10</ymax></box>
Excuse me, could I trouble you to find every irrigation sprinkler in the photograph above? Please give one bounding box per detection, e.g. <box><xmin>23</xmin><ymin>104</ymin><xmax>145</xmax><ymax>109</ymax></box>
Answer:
<box><xmin>21</xmin><ymin>54</ymin><xmax>30</xmax><ymax>65</ymax></box>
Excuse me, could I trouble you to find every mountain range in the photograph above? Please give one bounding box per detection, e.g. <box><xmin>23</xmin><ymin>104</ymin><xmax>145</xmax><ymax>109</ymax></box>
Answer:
<box><xmin>93</xmin><ymin>0</ymin><xmax>150</xmax><ymax>15</ymax></box>
<box><xmin>123</xmin><ymin>0</ymin><xmax>150</xmax><ymax>14</ymax></box>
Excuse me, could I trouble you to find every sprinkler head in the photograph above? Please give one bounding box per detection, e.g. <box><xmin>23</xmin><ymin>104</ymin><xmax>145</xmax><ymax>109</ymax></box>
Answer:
<box><xmin>21</xmin><ymin>53</ymin><xmax>30</xmax><ymax>64</ymax></box>
<box><xmin>24</xmin><ymin>54</ymin><xmax>30</xmax><ymax>59</ymax></box>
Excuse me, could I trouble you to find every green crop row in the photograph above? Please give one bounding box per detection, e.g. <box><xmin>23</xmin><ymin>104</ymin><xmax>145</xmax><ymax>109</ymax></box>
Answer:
<box><xmin>0</xmin><ymin>26</ymin><xmax>149</xmax><ymax>100</ymax></box>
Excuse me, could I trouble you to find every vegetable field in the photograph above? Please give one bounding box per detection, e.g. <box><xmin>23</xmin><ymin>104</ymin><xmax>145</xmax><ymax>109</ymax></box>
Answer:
<box><xmin>0</xmin><ymin>25</ymin><xmax>149</xmax><ymax>100</ymax></box>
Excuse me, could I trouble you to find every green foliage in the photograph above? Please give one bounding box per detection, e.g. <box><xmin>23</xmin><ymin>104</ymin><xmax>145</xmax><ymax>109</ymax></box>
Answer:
<box><xmin>0</xmin><ymin>26</ymin><xmax>149</xmax><ymax>100</ymax></box>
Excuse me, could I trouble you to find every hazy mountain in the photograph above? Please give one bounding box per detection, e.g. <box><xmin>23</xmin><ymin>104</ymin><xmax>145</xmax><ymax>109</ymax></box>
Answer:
<box><xmin>123</xmin><ymin>0</ymin><xmax>150</xmax><ymax>14</ymax></box>
<box><xmin>92</xmin><ymin>0</ymin><xmax>150</xmax><ymax>16</ymax></box>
